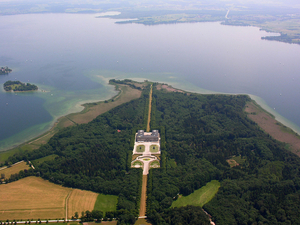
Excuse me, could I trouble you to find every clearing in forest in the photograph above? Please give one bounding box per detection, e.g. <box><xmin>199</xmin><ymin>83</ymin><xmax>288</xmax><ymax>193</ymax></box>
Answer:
<box><xmin>0</xmin><ymin>176</ymin><xmax>99</xmax><ymax>220</ymax></box>
<box><xmin>171</xmin><ymin>180</ymin><xmax>220</xmax><ymax>208</ymax></box>
<box><xmin>32</xmin><ymin>155</ymin><xmax>58</xmax><ymax>166</ymax></box>
<box><xmin>93</xmin><ymin>194</ymin><xmax>118</xmax><ymax>215</ymax></box>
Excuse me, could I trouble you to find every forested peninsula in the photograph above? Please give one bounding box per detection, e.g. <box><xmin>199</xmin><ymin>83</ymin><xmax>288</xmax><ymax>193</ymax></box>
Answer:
<box><xmin>4</xmin><ymin>80</ymin><xmax>38</xmax><ymax>92</ymax></box>
<box><xmin>1</xmin><ymin>80</ymin><xmax>300</xmax><ymax>224</ymax></box>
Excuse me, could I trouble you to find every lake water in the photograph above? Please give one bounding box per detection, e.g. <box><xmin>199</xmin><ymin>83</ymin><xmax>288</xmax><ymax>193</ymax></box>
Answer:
<box><xmin>0</xmin><ymin>13</ymin><xmax>300</xmax><ymax>151</ymax></box>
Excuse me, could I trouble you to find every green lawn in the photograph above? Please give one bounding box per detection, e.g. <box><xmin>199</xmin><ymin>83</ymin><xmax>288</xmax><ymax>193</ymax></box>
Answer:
<box><xmin>32</xmin><ymin>155</ymin><xmax>58</xmax><ymax>166</ymax></box>
<box><xmin>150</xmin><ymin>161</ymin><xmax>160</xmax><ymax>167</ymax></box>
<box><xmin>0</xmin><ymin>148</ymin><xmax>21</xmax><ymax>163</ymax></box>
<box><xmin>136</xmin><ymin>145</ymin><xmax>145</xmax><ymax>153</ymax></box>
<box><xmin>93</xmin><ymin>194</ymin><xmax>118</xmax><ymax>215</ymax></box>
<box><xmin>133</xmin><ymin>161</ymin><xmax>142</xmax><ymax>166</ymax></box>
<box><xmin>171</xmin><ymin>180</ymin><xmax>220</xmax><ymax>208</ymax></box>
<box><xmin>150</xmin><ymin>145</ymin><xmax>159</xmax><ymax>153</ymax></box>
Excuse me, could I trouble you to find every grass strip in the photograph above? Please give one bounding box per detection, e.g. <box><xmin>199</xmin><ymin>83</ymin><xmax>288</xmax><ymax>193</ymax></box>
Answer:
<box><xmin>171</xmin><ymin>180</ymin><xmax>220</xmax><ymax>208</ymax></box>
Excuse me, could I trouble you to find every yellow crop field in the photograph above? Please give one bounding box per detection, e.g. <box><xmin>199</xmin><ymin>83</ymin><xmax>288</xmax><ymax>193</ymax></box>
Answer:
<box><xmin>0</xmin><ymin>177</ymin><xmax>99</xmax><ymax>220</ymax></box>
<box><xmin>0</xmin><ymin>161</ymin><xmax>30</xmax><ymax>181</ymax></box>
<box><xmin>67</xmin><ymin>189</ymin><xmax>98</xmax><ymax>219</ymax></box>
<box><xmin>0</xmin><ymin>176</ymin><xmax>69</xmax><ymax>220</ymax></box>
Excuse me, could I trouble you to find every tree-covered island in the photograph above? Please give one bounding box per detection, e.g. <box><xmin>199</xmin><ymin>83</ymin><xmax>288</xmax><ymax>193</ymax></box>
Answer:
<box><xmin>4</xmin><ymin>80</ymin><xmax>38</xmax><ymax>92</ymax></box>
<box><xmin>0</xmin><ymin>67</ymin><xmax>12</xmax><ymax>75</ymax></box>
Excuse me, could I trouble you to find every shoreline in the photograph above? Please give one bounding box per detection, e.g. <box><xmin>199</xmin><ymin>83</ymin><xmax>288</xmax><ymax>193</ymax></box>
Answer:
<box><xmin>1</xmin><ymin>79</ymin><xmax>300</xmax><ymax>163</ymax></box>
<box><xmin>0</xmin><ymin>81</ymin><xmax>142</xmax><ymax>162</ymax></box>
<box><xmin>160</xmin><ymin>81</ymin><xmax>300</xmax><ymax>136</ymax></box>
<box><xmin>157</xmin><ymin>83</ymin><xmax>300</xmax><ymax>156</ymax></box>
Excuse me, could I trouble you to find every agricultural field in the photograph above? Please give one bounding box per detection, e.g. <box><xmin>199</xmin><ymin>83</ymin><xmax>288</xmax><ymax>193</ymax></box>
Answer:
<box><xmin>171</xmin><ymin>180</ymin><xmax>220</xmax><ymax>208</ymax></box>
<box><xmin>67</xmin><ymin>189</ymin><xmax>98</xmax><ymax>219</ymax></box>
<box><xmin>0</xmin><ymin>161</ymin><xmax>30</xmax><ymax>181</ymax></box>
<box><xmin>0</xmin><ymin>176</ymin><xmax>70</xmax><ymax>220</ymax></box>
<box><xmin>0</xmin><ymin>177</ymin><xmax>100</xmax><ymax>220</ymax></box>
<box><xmin>93</xmin><ymin>194</ymin><xmax>118</xmax><ymax>215</ymax></box>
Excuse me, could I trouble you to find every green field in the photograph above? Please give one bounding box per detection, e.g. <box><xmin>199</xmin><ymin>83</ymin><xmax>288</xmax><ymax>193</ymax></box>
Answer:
<box><xmin>150</xmin><ymin>161</ymin><xmax>160</xmax><ymax>167</ymax></box>
<box><xmin>136</xmin><ymin>145</ymin><xmax>145</xmax><ymax>153</ymax></box>
<box><xmin>133</xmin><ymin>161</ymin><xmax>142</xmax><ymax>166</ymax></box>
<box><xmin>93</xmin><ymin>194</ymin><xmax>118</xmax><ymax>215</ymax></box>
<box><xmin>32</xmin><ymin>155</ymin><xmax>58</xmax><ymax>166</ymax></box>
<box><xmin>150</xmin><ymin>145</ymin><xmax>159</xmax><ymax>153</ymax></box>
<box><xmin>171</xmin><ymin>180</ymin><xmax>220</xmax><ymax>208</ymax></box>
<box><xmin>0</xmin><ymin>148</ymin><xmax>21</xmax><ymax>163</ymax></box>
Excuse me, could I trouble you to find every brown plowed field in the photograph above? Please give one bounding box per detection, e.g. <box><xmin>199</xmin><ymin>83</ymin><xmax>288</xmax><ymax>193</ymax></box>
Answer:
<box><xmin>0</xmin><ymin>177</ymin><xmax>98</xmax><ymax>220</ymax></box>
<box><xmin>0</xmin><ymin>161</ymin><xmax>30</xmax><ymax>181</ymax></box>
<box><xmin>0</xmin><ymin>177</ymin><xmax>69</xmax><ymax>220</ymax></box>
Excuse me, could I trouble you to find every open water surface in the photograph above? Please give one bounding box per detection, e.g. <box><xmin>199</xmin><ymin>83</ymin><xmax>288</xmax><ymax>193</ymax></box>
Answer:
<box><xmin>0</xmin><ymin>13</ymin><xmax>300</xmax><ymax>151</ymax></box>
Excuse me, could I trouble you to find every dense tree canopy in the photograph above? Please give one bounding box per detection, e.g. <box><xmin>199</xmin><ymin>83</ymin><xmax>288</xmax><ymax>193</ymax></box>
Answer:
<box><xmin>146</xmin><ymin>86</ymin><xmax>300</xmax><ymax>225</ymax></box>
<box><xmin>4</xmin><ymin>80</ymin><xmax>38</xmax><ymax>91</ymax></box>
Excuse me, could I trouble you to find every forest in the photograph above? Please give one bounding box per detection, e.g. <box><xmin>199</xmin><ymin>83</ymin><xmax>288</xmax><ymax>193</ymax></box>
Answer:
<box><xmin>2</xmin><ymin>81</ymin><xmax>300</xmax><ymax>224</ymax></box>
<box><xmin>2</xmin><ymin>84</ymin><xmax>152</xmax><ymax>224</ymax></box>
<box><xmin>3</xmin><ymin>80</ymin><xmax>38</xmax><ymax>91</ymax></box>
<box><xmin>146</xmin><ymin>85</ymin><xmax>300</xmax><ymax>225</ymax></box>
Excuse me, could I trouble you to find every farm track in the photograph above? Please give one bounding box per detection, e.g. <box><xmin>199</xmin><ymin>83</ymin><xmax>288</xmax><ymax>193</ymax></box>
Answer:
<box><xmin>65</xmin><ymin>189</ymin><xmax>73</xmax><ymax>220</ymax></box>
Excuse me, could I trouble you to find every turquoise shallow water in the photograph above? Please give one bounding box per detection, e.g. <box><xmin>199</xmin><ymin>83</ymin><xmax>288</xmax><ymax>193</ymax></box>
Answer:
<box><xmin>0</xmin><ymin>13</ymin><xmax>300</xmax><ymax>151</ymax></box>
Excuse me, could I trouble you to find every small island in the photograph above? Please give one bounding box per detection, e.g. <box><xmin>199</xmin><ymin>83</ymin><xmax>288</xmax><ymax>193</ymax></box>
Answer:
<box><xmin>4</xmin><ymin>80</ymin><xmax>38</xmax><ymax>92</ymax></box>
<box><xmin>0</xmin><ymin>67</ymin><xmax>12</xmax><ymax>75</ymax></box>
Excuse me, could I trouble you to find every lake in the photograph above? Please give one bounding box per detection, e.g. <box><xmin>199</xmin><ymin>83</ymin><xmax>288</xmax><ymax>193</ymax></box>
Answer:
<box><xmin>0</xmin><ymin>13</ymin><xmax>300</xmax><ymax>151</ymax></box>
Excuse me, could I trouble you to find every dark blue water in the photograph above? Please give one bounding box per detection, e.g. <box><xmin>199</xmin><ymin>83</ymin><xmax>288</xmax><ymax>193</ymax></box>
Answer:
<box><xmin>0</xmin><ymin>92</ymin><xmax>52</xmax><ymax>140</ymax></box>
<box><xmin>0</xmin><ymin>13</ymin><xmax>300</xmax><ymax>151</ymax></box>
